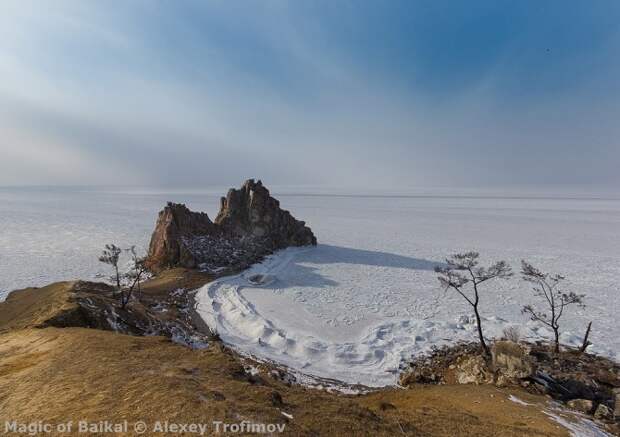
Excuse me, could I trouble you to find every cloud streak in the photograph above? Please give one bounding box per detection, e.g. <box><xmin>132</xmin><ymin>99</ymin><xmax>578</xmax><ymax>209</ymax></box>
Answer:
<box><xmin>0</xmin><ymin>0</ymin><xmax>618</xmax><ymax>190</ymax></box>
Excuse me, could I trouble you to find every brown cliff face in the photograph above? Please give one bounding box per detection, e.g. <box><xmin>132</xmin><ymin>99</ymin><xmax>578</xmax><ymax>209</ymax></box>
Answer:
<box><xmin>145</xmin><ymin>203</ymin><xmax>218</xmax><ymax>271</ymax></box>
<box><xmin>146</xmin><ymin>180</ymin><xmax>316</xmax><ymax>272</ymax></box>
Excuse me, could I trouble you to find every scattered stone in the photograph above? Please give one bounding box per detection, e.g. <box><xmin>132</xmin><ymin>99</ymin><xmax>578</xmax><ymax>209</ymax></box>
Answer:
<box><xmin>270</xmin><ymin>391</ymin><xmax>284</xmax><ymax>407</ymax></box>
<box><xmin>399</xmin><ymin>343</ymin><xmax>481</xmax><ymax>387</ymax></box>
<box><xmin>566</xmin><ymin>399</ymin><xmax>594</xmax><ymax>414</ymax></box>
<box><xmin>594</xmin><ymin>403</ymin><xmax>612</xmax><ymax>420</ymax></box>
<box><xmin>492</xmin><ymin>341</ymin><xmax>535</xmax><ymax>383</ymax></box>
<box><xmin>453</xmin><ymin>355</ymin><xmax>493</xmax><ymax>385</ymax></box>
<box><xmin>400</xmin><ymin>340</ymin><xmax>619</xmax><ymax>418</ymax></box>
<box><xmin>400</xmin><ymin>367</ymin><xmax>440</xmax><ymax>385</ymax></box>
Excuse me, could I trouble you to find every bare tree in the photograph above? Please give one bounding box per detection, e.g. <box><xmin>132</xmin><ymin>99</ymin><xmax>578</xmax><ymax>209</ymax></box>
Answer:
<box><xmin>521</xmin><ymin>261</ymin><xmax>585</xmax><ymax>353</ymax></box>
<box><xmin>120</xmin><ymin>246</ymin><xmax>147</xmax><ymax>309</ymax></box>
<box><xmin>98</xmin><ymin>244</ymin><xmax>122</xmax><ymax>292</ymax></box>
<box><xmin>435</xmin><ymin>252</ymin><xmax>513</xmax><ymax>356</ymax></box>
<box><xmin>580</xmin><ymin>321</ymin><xmax>592</xmax><ymax>354</ymax></box>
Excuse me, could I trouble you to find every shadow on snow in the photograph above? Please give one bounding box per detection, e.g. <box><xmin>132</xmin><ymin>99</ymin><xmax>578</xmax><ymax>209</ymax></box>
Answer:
<box><xmin>243</xmin><ymin>244</ymin><xmax>443</xmax><ymax>290</ymax></box>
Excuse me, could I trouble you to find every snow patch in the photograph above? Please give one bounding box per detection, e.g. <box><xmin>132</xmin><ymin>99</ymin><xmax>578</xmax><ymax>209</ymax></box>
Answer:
<box><xmin>508</xmin><ymin>395</ymin><xmax>532</xmax><ymax>406</ymax></box>
<box><xmin>544</xmin><ymin>404</ymin><xmax>612</xmax><ymax>437</ymax></box>
<box><xmin>281</xmin><ymin>412</ymin><xmax>293</xmax><ymax>420</ymax></box>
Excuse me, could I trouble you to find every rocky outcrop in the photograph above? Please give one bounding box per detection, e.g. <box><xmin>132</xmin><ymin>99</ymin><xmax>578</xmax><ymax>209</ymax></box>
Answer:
<box><xmin>452</xmin><ymin>355</ymin><xmax>494</xmax><ymax>385</ymax></box>
<box><xmin>0</xmin><ymin>281</ymin><xmax>138</xmax><ymax>334</ymax></box>
<box><xmin>492</xmin><ymin>341</ymin><xmax>536</xmax><ymax>386</ymax></box>
<box><xmin>445</xmin><ymin>342</ymin><xmax>534</xmax><ymax>386</ymax></box>
<box><xmin>400</xmin><ymin>340</ymin><xmax>620</xmax><ymax>426</ymax></box>
<box><xmin>146</xmin><ymin>203</ymin><xmax>218</xmax><ymax>271</ymax></box>
<box><xmin>215</xmin><ymin>179</ymin><xmax>316</xmax><ymax>247</ymax></box>
<box><xmin>146</xmin><ymin>179</ymin><xmax>317</xmax><ymax>272</ymax></box>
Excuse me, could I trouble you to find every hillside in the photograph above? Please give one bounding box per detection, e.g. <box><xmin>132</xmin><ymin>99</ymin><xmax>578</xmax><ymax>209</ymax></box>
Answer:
<box><xmin>0</xmin><ymin>275</ymin><xmax>588</xmax><ymax>436</ymax></box>
<box><xmin>1</xmin><ymin>328</ymin><xmax>571</xmax><ymax>436</ymax></box>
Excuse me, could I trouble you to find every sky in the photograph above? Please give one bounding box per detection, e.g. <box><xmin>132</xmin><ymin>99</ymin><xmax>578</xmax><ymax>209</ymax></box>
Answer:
<box><xmin>0</xmin><ymin>0</ymin><xmax>619</xmax><ymax>191</ymax></box>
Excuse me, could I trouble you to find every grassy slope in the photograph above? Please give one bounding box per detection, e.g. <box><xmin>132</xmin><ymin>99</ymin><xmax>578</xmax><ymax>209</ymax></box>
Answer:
<box><xmin>0</xmin><ymin>279</ymin><xmax>569</xmax><ymax>436</ymax></box>
<box><xmin>0</xmin><ymin>282</ymin><xmax>79</xmax><ymax>333</ymax></box>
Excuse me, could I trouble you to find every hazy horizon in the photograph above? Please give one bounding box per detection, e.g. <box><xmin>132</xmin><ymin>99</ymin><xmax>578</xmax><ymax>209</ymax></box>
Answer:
<box><xmin>1</xmin><ymin>183</ymin><xmax>619</xmax><ymax>200</ymax></box>
<box><xmin>1</xmin><ymin>1</ymin><xmax>619</xmax><ymax>191</ymax></box>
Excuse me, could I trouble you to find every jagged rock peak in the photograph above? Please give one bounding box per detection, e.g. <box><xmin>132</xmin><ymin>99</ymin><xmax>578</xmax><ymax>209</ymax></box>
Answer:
<box><xmin>146</xmin><ymin>179</ymin><xmax>316</xmax><ymax>272</ymax></box>
<box><xmin>215</xmin><ymin>179</ymin><xmax>317</xmax><ymax>246</ymax></box>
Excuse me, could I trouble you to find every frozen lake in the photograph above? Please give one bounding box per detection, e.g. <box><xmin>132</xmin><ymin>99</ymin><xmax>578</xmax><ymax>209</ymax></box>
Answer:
<box><xmin>194</xmin><ymin>191</ymin><xmax>620</xmax><ymax>385</ymax></box>
<box><xmin>1</xmin><ymin>186</ymin><xmax>619</xmax><ymax>385</ymax></box>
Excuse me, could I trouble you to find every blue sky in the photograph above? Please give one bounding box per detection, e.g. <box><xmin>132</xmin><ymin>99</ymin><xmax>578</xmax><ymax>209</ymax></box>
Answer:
<box><xmin>0</xmin><ymin>1</ymin><xmax>619</xmax><ymax>190</ymax></box>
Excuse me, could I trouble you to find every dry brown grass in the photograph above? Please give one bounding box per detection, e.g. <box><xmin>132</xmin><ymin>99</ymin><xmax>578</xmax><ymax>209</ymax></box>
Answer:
<box><xmin>0</xmin><ymin>282</ymin><xmax>78</xmax><ymax>333</ymax></box>
<box><xmin>0</xmin><ymin>327</ymin><xmax>569</xmax><ymax>436</ymax></box>
<box><xmin>139</xmin><ymin>268</ymin><xmax>213</xmax><ymax>300</ymax></box>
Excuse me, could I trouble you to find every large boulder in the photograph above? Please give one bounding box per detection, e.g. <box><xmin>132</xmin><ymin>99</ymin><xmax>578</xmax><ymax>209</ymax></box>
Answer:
<box><xmin>146</xmin><ymin>179</ymin><xmax>317</xmax><ymax>272</ymax></box>
<box><xmin>567</xmin><ymin>399</ymin><xmax>594</xmax><ymax>414</ymax></box>
<box><xmin>594</xmin><ymin>403</ymin><xmax>613</xmax><ymax>420</ymax></box>
<box><xmin>492</xmin><ymin>341</ymin><xmax>535</xmax><ymax>385</ymax></box>
<box><xmin>452</xmin><ymin>355</ymin><xmax>494</xmax><ymax>385</ymax></box>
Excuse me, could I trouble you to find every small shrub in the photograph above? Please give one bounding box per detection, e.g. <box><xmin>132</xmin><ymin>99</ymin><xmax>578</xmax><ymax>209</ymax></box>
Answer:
<box><xmin>503</xmin><ymin>326</ymin><xmax>521</xmax><ymax>343</ymax></box>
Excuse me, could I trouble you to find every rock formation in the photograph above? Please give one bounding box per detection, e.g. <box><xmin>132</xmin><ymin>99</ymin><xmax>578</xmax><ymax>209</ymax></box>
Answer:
<box><xmin>146</xmin><ymin>203</ymin><xmax>219</xmax><ymax>271</ymax></box>
<box><xmin>146</xmin><ymin>179</ymin><xmax>316</xmax><ymax>272</ymax></box>
<box><xmin>399</xmin><ymin>340</ymin><xmax>620</xmax><ymax>425</ymax></box>
<box><xmin>216</xmin><ymin>179</ymin><xmax>316</xmax><ymax>246</ymax></box>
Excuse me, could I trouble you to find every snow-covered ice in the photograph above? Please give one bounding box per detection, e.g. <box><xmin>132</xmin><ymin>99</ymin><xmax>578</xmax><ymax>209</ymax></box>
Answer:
<box><xmin>0</xmin><ymin>187</ymin><xmax>223</xmax><ymax>300</ymax></box>
<box><xmin>196</xmin><ymin>193</ymin><xmax>620</xmax><ymax>386</ymax></box>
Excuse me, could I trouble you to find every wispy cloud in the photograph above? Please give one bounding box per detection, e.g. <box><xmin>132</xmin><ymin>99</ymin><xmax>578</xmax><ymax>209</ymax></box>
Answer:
<box><xmin>0</xmin><ymin>1</ymin><xmax>618</xmax><ymax>189</ymax></box>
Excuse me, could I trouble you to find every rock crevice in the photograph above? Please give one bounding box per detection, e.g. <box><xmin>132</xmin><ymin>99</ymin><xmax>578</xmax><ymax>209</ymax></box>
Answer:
<box><xmin>146</xmin><ymin>179</ymin><xmax>316</xmax><ymax>272</ymax></box>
